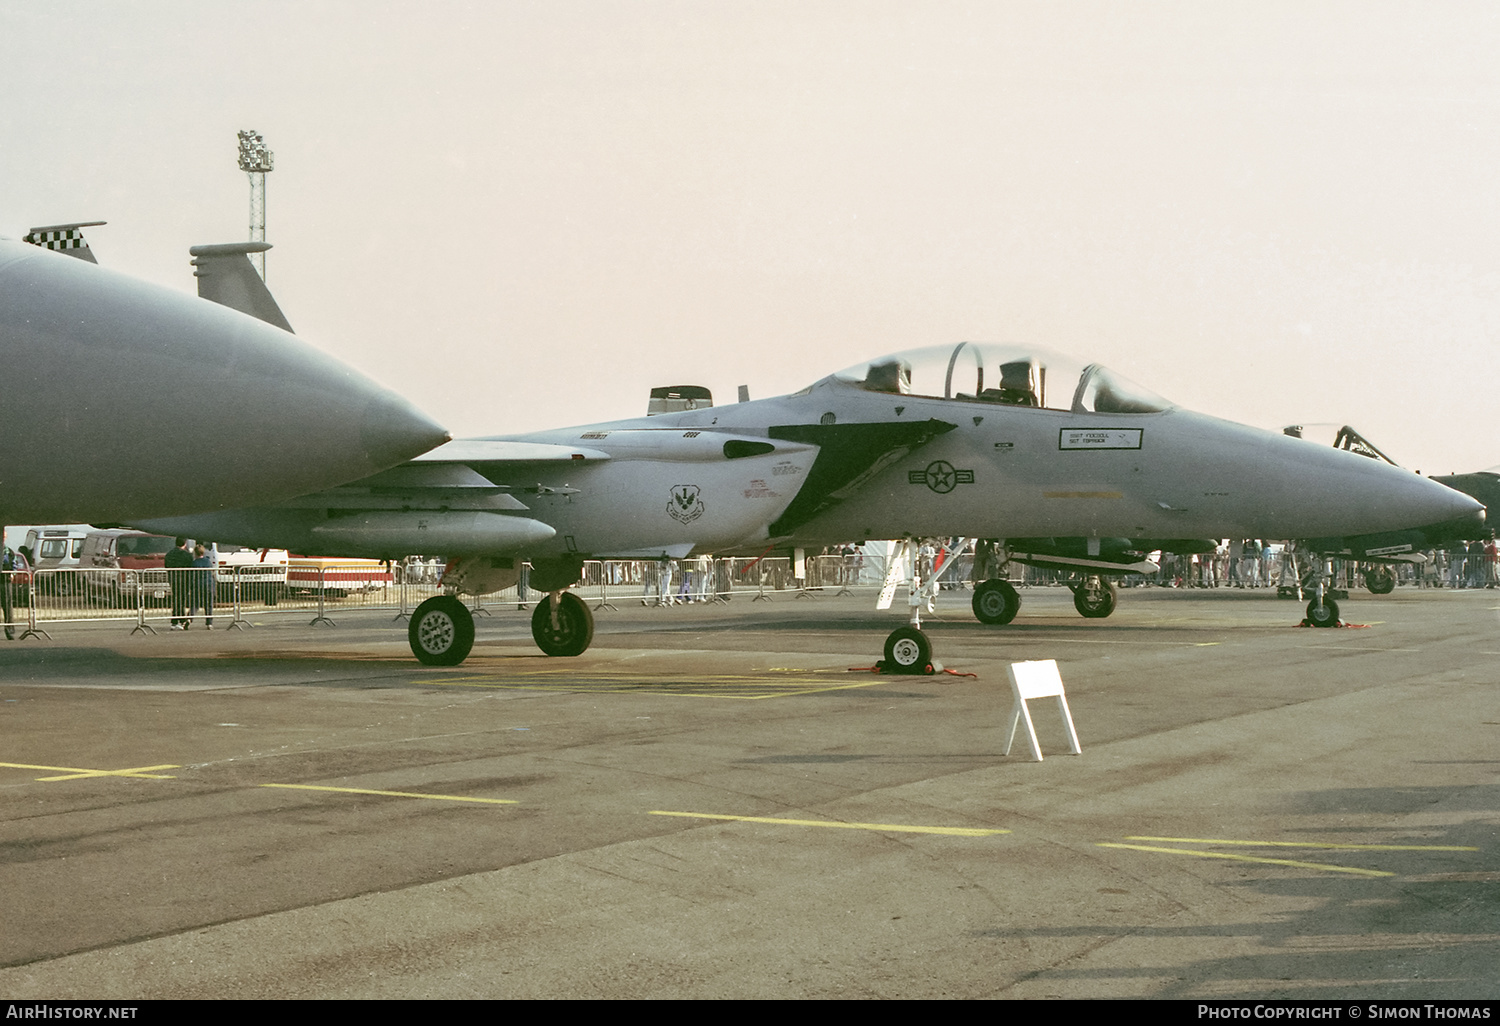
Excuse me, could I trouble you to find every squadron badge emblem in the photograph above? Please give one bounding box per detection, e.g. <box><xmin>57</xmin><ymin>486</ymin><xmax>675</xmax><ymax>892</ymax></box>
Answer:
<box><xmin>668</xmin><ymin>484</ymin><xmax>705</xmax><ymax>523</ymax></box>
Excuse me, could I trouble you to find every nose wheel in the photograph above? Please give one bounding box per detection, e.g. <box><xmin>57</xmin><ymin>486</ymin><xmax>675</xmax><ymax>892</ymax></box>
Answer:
<box><xmin>1305</xmin><ymin>595</ymin><xmax>1341</xmax><ymax>627</ymax></box>
<box><xmin>882</xmin><ymin>626</ymin><xmax>933</xmax><ymax>674</ymax></box>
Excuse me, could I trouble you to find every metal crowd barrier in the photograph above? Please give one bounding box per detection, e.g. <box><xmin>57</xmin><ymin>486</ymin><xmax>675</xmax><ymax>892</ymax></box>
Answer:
<box><xmin>1</xmin><ymin>556</ymin><xmax>891</xmax><ymax>641</ymax></box>
<box><xmin>5</xmin><ymin>547</ymin><xmax>1454</xmax><ymax>643</ymax></box>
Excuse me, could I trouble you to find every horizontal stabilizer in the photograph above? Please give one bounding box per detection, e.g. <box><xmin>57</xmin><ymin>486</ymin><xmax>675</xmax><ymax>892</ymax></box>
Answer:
<box><xmin>189</xmin><ymin>242</ymin><xmax>293</xmax><ymax>332</ymax></box>
<box><xmin>23</xmin><ymin>221</ymin><xmax>105</xmax><ymax>263</ymax></box>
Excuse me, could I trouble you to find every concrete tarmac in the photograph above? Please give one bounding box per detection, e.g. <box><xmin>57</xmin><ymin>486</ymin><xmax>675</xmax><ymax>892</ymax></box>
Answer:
<box><xmin>0</xmin><ymin>585</ymin><xmax>1496</xmax><ymax>999</ymax></box>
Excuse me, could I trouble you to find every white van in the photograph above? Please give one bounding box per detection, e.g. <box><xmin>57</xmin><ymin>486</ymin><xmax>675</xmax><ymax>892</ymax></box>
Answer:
<box><xmin>24</xmin><ymin>526</ymin><xmax>89</xmax><ymax>594</ymax></box>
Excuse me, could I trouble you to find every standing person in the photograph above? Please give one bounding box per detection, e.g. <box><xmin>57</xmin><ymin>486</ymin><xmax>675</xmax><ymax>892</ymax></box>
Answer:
<box><xmin>190</xmin><ymin>542</ymin><xmax>215</xmax><ymax>629</ymax></box>
<box><xmin>2</xmin><ymin>543</ymin><xmax>27</xmax><ymax>641</ymax></box>
<box><xmin>165</xmin><ymin>537</ymin><xmax>193</xmax><ymax>629</ymax></box>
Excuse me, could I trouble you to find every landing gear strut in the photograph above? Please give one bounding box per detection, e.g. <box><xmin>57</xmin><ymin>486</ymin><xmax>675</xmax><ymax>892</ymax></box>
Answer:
<box><xmin>1304</xmin><ymin>555</ymin><xmax>1342</xmax><ymax>627</ymax></box>
<box><xmin>878</xmin><ymin>537</ymin><xmax>970</xmax><ymax>674</ymax></box>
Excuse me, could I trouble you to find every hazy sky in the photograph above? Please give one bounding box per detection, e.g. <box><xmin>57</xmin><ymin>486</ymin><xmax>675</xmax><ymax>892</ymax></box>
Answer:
<box><xmin>3</xmin><ymin>1</ymin><xmax>1497</xmax><ymax>475</ymax></box>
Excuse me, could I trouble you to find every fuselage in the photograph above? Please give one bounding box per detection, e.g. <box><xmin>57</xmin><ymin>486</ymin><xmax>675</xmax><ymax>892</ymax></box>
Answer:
<box><xmin>497</xmin><ymin>371</ymin><xmax>1482</xmax><ymax>558</ymax></box>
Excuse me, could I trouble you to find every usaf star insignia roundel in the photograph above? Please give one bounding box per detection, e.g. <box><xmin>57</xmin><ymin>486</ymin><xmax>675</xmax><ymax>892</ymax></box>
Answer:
<box><xmin>908</xmin><ymin>460</ymin><xmax>975</xmax><ymax>494</ymax></box>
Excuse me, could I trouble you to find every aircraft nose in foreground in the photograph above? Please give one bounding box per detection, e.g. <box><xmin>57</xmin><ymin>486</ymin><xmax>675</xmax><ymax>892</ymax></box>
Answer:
<box><xmin>0</xmin><ymin>240</ymin><xmax>449</xmax><ymax>523</ymax></box>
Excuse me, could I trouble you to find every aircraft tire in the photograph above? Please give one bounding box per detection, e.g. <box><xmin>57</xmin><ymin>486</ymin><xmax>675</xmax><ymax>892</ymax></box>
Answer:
<box><xmin>409</xmin><ymin>595</ymin><xmax>476</xmax><ymax>666</ymax></box>
<box><xmin>532</xmin><ymin>592</ymin><xmax>594</xmax><ymax>657</ymax></box>
<box><xmin>883</xmin><ymin>626</ymin><xmax>932</xmax><ymax>675</ymax></box>
<box><xmin>1363</xmin><ymin>567</ymin><xmax>1396</xmax><ymax>595</ymax></box>
<box><xmin>972</xmin><ymin>579</ymin><xmax>1020</xmax><ymax>625</ymax></box>
<box><xmin>1072</xmin><ymin>577</ymin><xmax>1117</xmax><ymax>618</ymax></box>
<box><xmin>1305</xmin><ymin>596</ymin><xmax>1340</xmax><ymax>628</ymax></box>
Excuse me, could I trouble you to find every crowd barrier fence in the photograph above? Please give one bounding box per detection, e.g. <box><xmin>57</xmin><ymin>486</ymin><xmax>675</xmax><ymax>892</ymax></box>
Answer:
<box><xmin>2</xmin><ymin>550</ymin><xmax>1460</xmax><ymax>641</ymax></box>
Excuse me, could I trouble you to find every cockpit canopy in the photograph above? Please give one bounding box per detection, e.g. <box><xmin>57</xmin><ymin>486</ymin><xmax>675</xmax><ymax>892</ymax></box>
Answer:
<box><xmin>830</xmin><ymin>342</ymin><xmax>1172</xmax><ymax>414</ymax></box>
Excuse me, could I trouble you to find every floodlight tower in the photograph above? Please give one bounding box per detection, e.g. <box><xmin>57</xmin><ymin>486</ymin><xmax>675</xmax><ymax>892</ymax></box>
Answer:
<box><xmin>236</xmin><ymin>130</ymin><xmax>274</xmax><ymax>280</ymax></box>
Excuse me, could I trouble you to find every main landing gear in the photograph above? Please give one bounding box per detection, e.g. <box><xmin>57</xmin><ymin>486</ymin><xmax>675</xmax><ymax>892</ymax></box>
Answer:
<box><xmin>409</xmin><ymin>595</ymin><xmax>476</xmax><ymax>666</ymax></box>
<box><xmin>1072</xmin><ymin>575</ymin><xmax>1117</xmax><ymax>618</ymax></box>
<box><xmin>1363</xmin><ymin>566</ymin><xmax>1396</xmax><ymax>595</ymax></box>
<box><xmin>971</xmin><ymin>574</ymin><xmax>1121</xmax><ymax>626</ymax></box>
<box><xmin>407</xmin><ymin>589</ymin><xmax>596</xmax><ymax>665</ymax></box>
<box><xmin>531</xmin><ymin>591</ymin><xmax>594</xmax><ymax>656</ymax></box>
<box><xmin>972</xmin><ymin>578</ymin><xmax>1020</xmax><ymax>625</ymax></box>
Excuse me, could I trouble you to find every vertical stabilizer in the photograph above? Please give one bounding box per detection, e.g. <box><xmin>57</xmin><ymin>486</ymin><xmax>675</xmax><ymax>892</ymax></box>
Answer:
<box><xmin>23</xmin><ymin>221</ymin><xmax>106</xmax><ymax>263</ymax></box>
<box><xmin>188</xmin><ymin>241</ymin><xmax>294</xmax><ymax>333</ymax></box>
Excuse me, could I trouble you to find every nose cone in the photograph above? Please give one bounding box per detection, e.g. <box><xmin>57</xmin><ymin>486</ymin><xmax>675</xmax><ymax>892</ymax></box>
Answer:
<box><xmin>0</xmin><ymin>240</ymin><xmax>449</xmax><ymax>523</ymax></box>
<box><xmin>1154</xmin><ymin>410</ymin><xmax>1485</xmax><ymax>541</ymax></box>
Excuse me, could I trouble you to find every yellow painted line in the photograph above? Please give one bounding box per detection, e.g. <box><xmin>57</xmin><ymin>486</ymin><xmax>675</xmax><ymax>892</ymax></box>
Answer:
<box><xmin>650</xmin><ymin>810</ymin><xmax>1009</xmax><ymax>837</ymax></box>
<box><xmin>1099</xmin><ymin>842</ymin><xmax>1393</xmax><ymax>877</ymax></box>
<box><xmin>1</xmin><ymin>761</ymin><xmax>179</xmax><ymax>781</ymax></box>
<box><xmin>261</xmin><ymin>783</ymin><xmax>516</xmax><ymax>805</ymax></box>
<box><xmin>1193</xmin><ymin>643</ymin><xmax>1221</xmax><ymax>647</ymax></box>
<box><xmin>1127</xmin><ymin>835</ymin><xmax>1478</xmax><ymax>852</ymax></box>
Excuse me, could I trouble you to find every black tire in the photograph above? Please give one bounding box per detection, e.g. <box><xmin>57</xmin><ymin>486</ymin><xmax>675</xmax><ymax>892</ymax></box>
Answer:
<box><xmin>972</xmin><ymin>579</ymin><xmax>1020</xmax><ymax>625</ymax></box>
<box><xmin>1363</xmin><ymin>567</ymin><xmax>1396</xmax><ymax>595</ymax></box>
<box><xmin>882</xmin><ymin>626</ymin><xmax>932</xmax><ymax>675</ymax></box>
<box><xmin>408</xmin><ymin>595</ymin><xmax>476</xmax><ymax>666</ymax></box>
<box><xmin>531</xmin><ymin>592</ymin><xmax>594</xmax><ymax>657</ymax></box>
<box><xmin>1072</xmin><ymin>576</ymin><xmax>1117</xmax><ymax>618</ymax></box>
<box><xmin>1305</xmin><ymin>596</ymin><xmax>1340</xmax><ymax>628</ymax></box>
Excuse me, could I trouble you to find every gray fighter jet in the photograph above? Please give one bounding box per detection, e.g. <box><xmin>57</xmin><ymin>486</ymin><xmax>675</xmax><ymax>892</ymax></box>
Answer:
<box><xmin>0</xmin><ymin>227</ymin><xmax>448</xmax><ymax>524</ymax></box>
<box><xmin>136</xmin><ymin>340</ymin><xmax>1484</xmax><ymax>667</ymax></box>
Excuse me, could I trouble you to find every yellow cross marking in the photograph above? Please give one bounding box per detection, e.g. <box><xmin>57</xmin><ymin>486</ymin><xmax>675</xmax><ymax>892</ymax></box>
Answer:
<box><xmin>651</xmin><ymin>810</ymin><xmax>1009</xmax><ymax>837</ymax></box>
<box><xmin>0</xmin><ymin>761</ymin><xmax>179</xmax><ymax>782</ymax></box>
